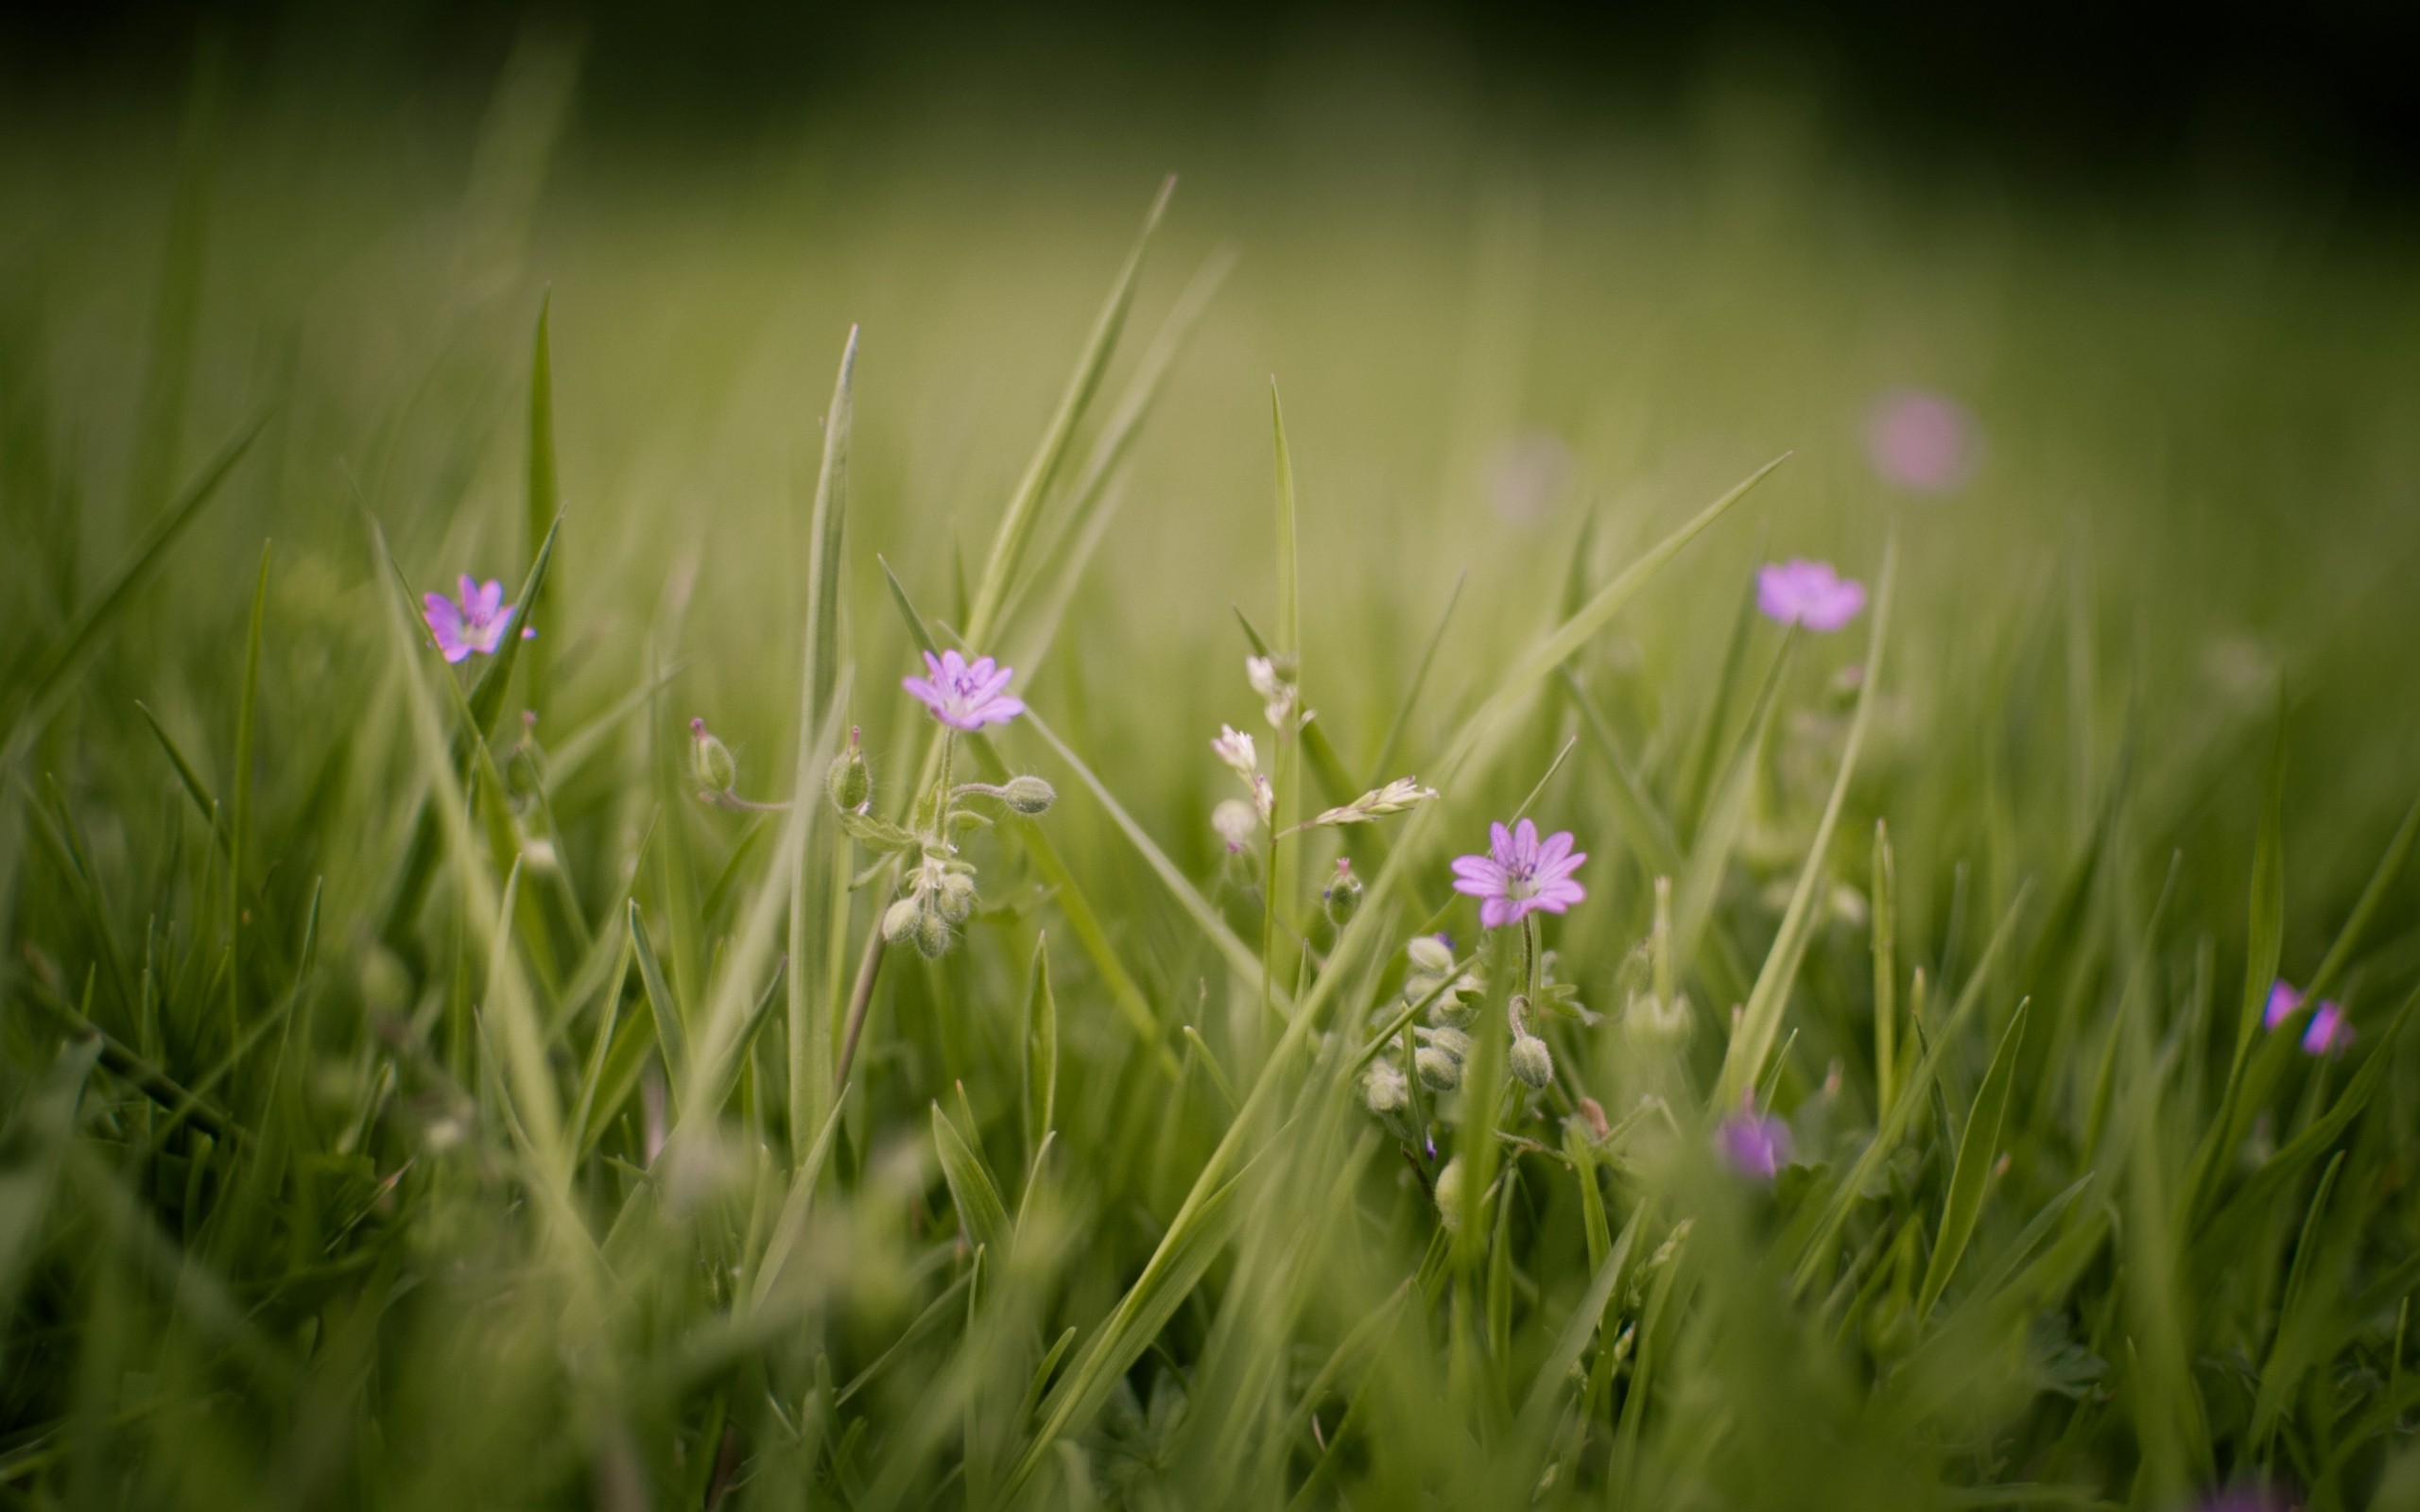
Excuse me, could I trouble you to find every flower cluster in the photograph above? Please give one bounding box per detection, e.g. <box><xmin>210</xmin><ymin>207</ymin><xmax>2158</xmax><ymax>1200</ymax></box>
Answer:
<box><xmin>803</xmin><ymin>648</ymin><xmax>1055</xmax><ymax>959</ymax></box>
<box><xmin>1206</xmin><ymin>658</ymin><xmax>1434</xmax><ymax>853</ymax></box>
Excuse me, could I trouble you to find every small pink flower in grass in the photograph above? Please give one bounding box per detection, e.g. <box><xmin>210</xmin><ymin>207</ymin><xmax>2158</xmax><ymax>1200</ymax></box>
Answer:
<box><xmin>422</xmin><ymin>576</ymin><xmax>528</xmax><ymax>663</ymax></box>
<box><xmin>2268</xmin><ymin>979</ymin><xmax>2351</xmax><ymax>1055</ymax></box>
<box><xmin>2264</xmin><ymin>978</ymin><xmax>2303</xmax><ymax>1030</ymax></box>
<box><xmin>1757</xmin><ymin>558</ymin><xmax>1867</xmax><ymax>632</ymax></box>
<box><xmin>1717</xmin><ymin>1094</ymin><xmax>1792</xmax><ymax>1182</ymax></box>
<box><xmin>902</xmin><ymin>649</ymin><xmax>1025</xmax><ymax>731</ymax></box>
<box><xmin>1450</xmin><ymin>818</ymin><xmax>1585</xmax><ymax>930</ymax></box>
<box><xmin>2303</xmin><ymin>1001</ymin><xmax>2353</xmax><ymax>1057</ymax></box>
<box><xmin>1865</xmin><ymin>387</ymin><xmax>1980</xmax><ymax>493</ymax></box>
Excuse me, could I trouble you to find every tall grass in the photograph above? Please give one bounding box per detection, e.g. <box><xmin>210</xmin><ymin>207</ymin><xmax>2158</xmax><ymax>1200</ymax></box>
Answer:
<box><xmin>4</xmin><ymin>45</ymin><xmax>2420</xmax><ymax>1511</ymax></box>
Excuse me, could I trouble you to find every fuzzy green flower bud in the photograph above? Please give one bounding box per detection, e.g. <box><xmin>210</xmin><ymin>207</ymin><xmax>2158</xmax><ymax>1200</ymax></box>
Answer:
<box><xmin>1001</xmin><ymin>774</ymin><xmax>1056</xmax><ymax>815</ymax></box>
<box><xmin>935</xmin><ymin>870</ymin><xmax>978</xmax><ymax>924</ymax></box>
<box><xmin>1362</xmin><ymin>1060</ymin><xmax>1409</xmax><ymax>1115</ymax></box>
<box><xmin>1510</xmin><ymin>1033</ymin><xmax>1555</xmax><ymax>1091</ymax></box>
<box><xmin>826</xmin><ymin>728</ymin><xmax>873</xmax><ymax>812</ymax></box>
<box><xmin>1415</xmin><ymin>1045</ymin><xmax>1462</xmax><ymax>1092</ymax></box>
<box><xmin>1322</xmin><ymin>858</ymin><xmax>1362</xmax><ymax>927</ymax></box>
<box><xmin>913</xmin><ymin>907</ymin><xmax>952</xmax><ymax>960</ymax></box>
<box><xmin>1433</xmin><ymin>1157</ymin><xmax>1465</xmax><ymax>1232</ymax></box>
<box><xmin>690</xmin><ymin>717</ymin><xmax>737</xmax><ymax>793</ymax></box>
<box><xmin>1406</xmin><ymin>936</ymin><xmax>1455</xmax><ymax>976</ymax></box>
<box><xmin>881</xmin><ymin>896</ymin><xmax>923</xmax><ymax>946</ymax></box>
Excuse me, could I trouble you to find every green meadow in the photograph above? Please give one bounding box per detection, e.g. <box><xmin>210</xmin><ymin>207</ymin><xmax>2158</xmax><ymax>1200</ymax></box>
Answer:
<box><xmin>4</xmin><ymin>39</ymin><xmax>2420</xmax><ymax>1510</ymax></box>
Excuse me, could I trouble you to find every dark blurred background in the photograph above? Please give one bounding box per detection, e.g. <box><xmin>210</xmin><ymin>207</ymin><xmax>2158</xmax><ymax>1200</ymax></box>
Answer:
<box><xmin>7</xmin><ymin>0</ymin><xmax>2420</xmax><ymax>201</ymax></box>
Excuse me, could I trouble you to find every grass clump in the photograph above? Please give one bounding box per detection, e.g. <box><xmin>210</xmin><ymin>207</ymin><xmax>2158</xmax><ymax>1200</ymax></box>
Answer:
<box><xmin>4</xmin><ymin>63</ymin><xmax>2420</xmax><ymax>1512</ymax></box>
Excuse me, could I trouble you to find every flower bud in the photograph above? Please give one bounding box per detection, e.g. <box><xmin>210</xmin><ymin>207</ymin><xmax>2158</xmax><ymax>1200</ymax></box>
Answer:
<box><xmin>882</xmin><ymin>896</ymin><xmax>923</xmax><ymax>946</ymax></box>
<box><xmin>935</xmin><ymin>870</ymin><xmax>978</xmax><ymax>924</ymax></box>
<box><xmin>914</xmin><ymin>907</ymin><xmax>952</xmax><ymax>959</ymax></box>
<box><xmin>1001</xmin><ymin>774</ymin><xmax>1056</xmax><ymax>815</ymax></box>
<box><xmin>1362</xmin><ymin>1060</ymin><xmax>1409</xmax><ymax>1115</ymax></box>
<box><xmin>1422</xmin><ymin>1026</ymin><xmax>1472</xmax><ymax>1062</ymax></box>
<box><xmin>1322</xmin><ymin>858</ymin><xmax>1362</xmax><ymax>926</ymax></box>
<box><xmin>1510</xmin><ymin>1034</ymin><xmax>1554</xmax><ymax>1090</ymax></box>
<box><xmin>1415</xmin><ymin>1045</ymin><xmax>1462</xmax><ymax>1092</ymax></box>
<box><xmin>1433</xmin><ymin>1157</ymin><xmax>1465</xmax><ymax>1231</ymax></box>
<box><xmin>1406</xmin><ymin>936</ymin><xmax>1455</xmax><ymax>976</ymax></box>
<box><xmin>690</xmin><ymin>717</ymin><xmax>737</xmax><ymax>793</ymax></box>
<box><xmin>826</xmin><ymin>729</ymin><xmax>873</xmax><ymax>812</ymax></box>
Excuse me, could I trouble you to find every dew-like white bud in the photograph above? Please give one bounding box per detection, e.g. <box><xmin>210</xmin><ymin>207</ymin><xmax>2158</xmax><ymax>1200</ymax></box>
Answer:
<box><xmin>1212</xmin><ymin>799</ymin><xmax>1258</xmax><ymax>852</ymax></box>
<box><xmin>1210</xmin><ymin>724</ymin><xmax>1258</xmax><ymax>781</ymax></box>
<box><xmin>1510</xmin><ymin>1034</ymin><xmax>1554</xmax><ymax>1091</ymax></box>
<box><xmin>1362</xmin><ymin>1060</ymin><xmax>1409</xmax><ymax>1115</ymax></box>
<box><xmin>1406</xmin><ymin>936</ymin><xmax>1455</xmax><ymax>976</ymax></box>
<box><xmin>1001</xmin><ymin>774</ymin><xmax>1056</xmax><ymax>815</ymax></box>
<box><xmin>1421</xmin><ymin>1026</ymin><xmax>1472</xmax><ymax>1062</ymax></box>
<box><xmin>913</xmin><ymin>908</ymin><xmax>951</xmax><ymax>959</ymax></box>
<box><xmin>881</xmin><ymin>897</ymin><xmax>923</xmax><ymax>946</ymax></box>
<box><xmin>1415</xmin><ymin>1046</ymin><xmax>1462</xmax><ymax>1092</ymax></box>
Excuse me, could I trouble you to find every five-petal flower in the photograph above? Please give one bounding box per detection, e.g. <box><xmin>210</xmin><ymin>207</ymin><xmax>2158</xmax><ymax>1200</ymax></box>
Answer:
<box><xmin>1450</xmin><ymin>817</ymin><xmax>1586</xmax><ymax>930</ymax></box>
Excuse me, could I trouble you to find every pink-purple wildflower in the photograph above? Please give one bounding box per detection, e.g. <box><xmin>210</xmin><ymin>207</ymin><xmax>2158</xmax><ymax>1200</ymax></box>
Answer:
<box><xmin>1717</xmin><ymin>1098</ymin><xmax>1792</xmax><ymax>1182</ymax></box>
<box><xmin>1864</xmin><ymin>387</ymin><xmax>1980</xmax><ymax>493</ymax></box>
<box><xmin>1756</xmin><ymin>558</ymin><xmax>1867</xmax><ymax>632</ymax></box>
<box><xmin>422</xmin><ymin>576</ymin><xmax>528</xmax><ymax>663</ymax></box>
<box><xmin>2267</xmin><ymin>978</ymin><xmax>2352</xmax><ymax>1056</ymax></box>
<box><xmin>1450</xmin><ymin>818</ymin><xmax>1585</xmax><ymax>930</ymax></box>
<box><xmin>2303</xmin><ymin>1001</ymin><xmax>2353</xmax><ymax>1057</ymax></box>
<box><xmin>2264</xmin><ymin>978</ymin><xmax>2303</xmax><ymax>1030</ymax></box>
<box><xmin>902</xmin><ymin>649</ymin><xmax>1026</xmax><ymax>731</ymax></box>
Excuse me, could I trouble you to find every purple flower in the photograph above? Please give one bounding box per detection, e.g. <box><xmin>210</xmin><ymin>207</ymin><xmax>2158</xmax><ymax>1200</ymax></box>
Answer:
<box><xmin>2303</xmin><ymin>1001</ymin><xmax>2352</xmax><ymax>1057</ymax></box>
<box><xmin>1864</xmin><ymin>387</ymin><xmax>1980</xmax><ymax>493</ymax></box>
<box><xmin>903</xmin><ymin>649</ymin><xmax>1026</xmax><ymax>731</ymax></box>
<box><xmin>1756</xmin><ymin>558</ymin><xmax>1867</xmax><ymax>632</ymax></box>
<box><xmin>2264</xmin><ymin>978</ymin><xmax>2303</xmax><ymax>1030</ymax></box>
<box><xmin>423</xmin><ymin>576</ymin><xmax>525</xmax><ymax>663</ymax></box>
<box><xmin>1717</xmin><ymin>1100</ymin><xmax>1793</xmax><ymax>1182</ymax></box>
<box><xmin>1450</xmin><ymin>818</ymin><xmax>1586</xmax><ymax>930</ymax></box>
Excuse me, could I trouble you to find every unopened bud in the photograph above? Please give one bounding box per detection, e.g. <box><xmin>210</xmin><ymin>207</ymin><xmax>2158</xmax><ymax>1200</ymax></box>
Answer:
<box><xmin>1434</xmin><ymin>1157</ymin><xmax>1465</xmax><ymax>1231</ymax></box>
<box><xmin>1322</xmin><ymin>858</ymin><xmax>1362</xmax><ymax>926</ymax></box>
<box><xmin>1415</xmin><ymin>1046</ymin><xmax>1462</xmax><ymax>1092</ymax></box>
<box><xmin>1001</xmin><ymin>774</ymin><xmax>1056</xmax><ymax>815</ymax></box>
<box><xmin>1407</xmin><ymin>936</ymin><xmax>1454</xmax><ymax>975</ymax></box>
<box><xmin>1362</xmin><ymin>1060</ymin><xmax>1409</xmax><ymax>1114</ymax></box>
<box><xmin>826</xmin><ymin>729</ymin><xmax>872</xmax><ymax>812</ymax></box>
<box><xmin>1510</xmin><ymin>1034</ymin><xmax>1554</xmax><ymax>1090</ymax></box>
<box><xmin>913</xmin><ymin>907</ymin><xmax>952</xmax><ymax>959</ymax></box>
<box><xmin>881</xmin><ymin>896</ymin><xmax>923</xmax><ymax>946</ymax></box>
<box><xmin>935</xmin><ymin>870</ymin><xmax>977</xmax><ymax>924</ymax></box>
<box><xmin>1422</xmin><ymin>1026</ymin><xmax>1472</xmax><ymax>1062</ymax></box>
<box><xmin>690</xmin><ymin>718</ymin><xmax>736</xmax><ymax>793</ymax></box>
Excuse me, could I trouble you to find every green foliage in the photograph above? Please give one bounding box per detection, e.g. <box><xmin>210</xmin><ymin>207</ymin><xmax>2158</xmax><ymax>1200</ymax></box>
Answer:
<box><xmin>4</xmin><ymin>59</ymin><xmax>2420</xmax><ymax>1512</ymax></box>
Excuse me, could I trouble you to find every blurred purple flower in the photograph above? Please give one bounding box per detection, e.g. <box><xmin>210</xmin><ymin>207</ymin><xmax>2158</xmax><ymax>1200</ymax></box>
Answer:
<box><xmin>422</xmin><ymin>576</ymin><xmax>524</xmax><ymax>663</ymax></box>
<box><xmin>2268</xmin><ymin>978</ymin><xmax>2350</xmax><ymax>1055</ymax></box>
<box><xmin>1757</xmin><ymin>558</ymin><xmax>1867</xmax><ymax>632</ymax></box>
<box><xmin>2303</xmin><ymin>1001</ymin><xmax>2353</xmax><ymax>1057</ymax></box>
<box><xmin>2264</xmin><ymin>978</ymin><xmax>2303</xmax><ymax>1030</ymax></box>
<box><xmin>1865</xmin><ymin>387</ymin><xmax>1979</xmax><ymax>493</ymax></box>
<box><xmin>1718</xmin><ymin>1099</ymin><xmax>1792</xmax><ymax>1182</ymax></box>
<box><xmin>1450</xmin><ymin>818</ymin><xmax>1585</xmax><ymax>930</ymax></box>
<box><xmin>903</xmin><ymin>649</ymin><xmax>1026</xmax><ymax>731</ymax></box>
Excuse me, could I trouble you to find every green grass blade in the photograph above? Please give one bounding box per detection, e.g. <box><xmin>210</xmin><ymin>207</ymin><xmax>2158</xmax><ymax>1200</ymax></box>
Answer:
<box><xmin>932</xmin><ymin>1100</ymin><xmax>1011</xmax><ymax>1256</ymax></box>
<box><xmin>1021</xmin><ymin>935</ymin><xmax>1058</xmax><ymax>1169</ymax></box>
<box><xmin>523</xmin><ymin>294</ymin><xmax>559</xmax><ymax>720</ymax></box>
<box><xmin>962</xmin><ymin>176</ymin><xmax>1174</xmax><ymax>650</ymax></box>
<box><xmin>628</xmin><ymin>900</ymin><xmax>692</xmax><ymax>1099</ymax></box>
<box><xmin>1917</xmin><ymin>999</ymin><xmax>2030</xmax><ymax>1318</ymax></box>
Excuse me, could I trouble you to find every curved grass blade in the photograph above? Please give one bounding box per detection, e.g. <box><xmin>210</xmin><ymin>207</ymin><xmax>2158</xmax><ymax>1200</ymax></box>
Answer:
<box><xmin>1917</xmin><ymin>998</ymin><xmax>2031</xmax><ymax>1318</ymax></box>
